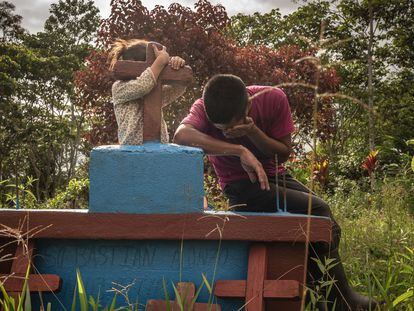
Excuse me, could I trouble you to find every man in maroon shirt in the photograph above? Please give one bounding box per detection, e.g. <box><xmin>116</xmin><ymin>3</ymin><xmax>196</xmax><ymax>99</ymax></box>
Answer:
<box><xmin>174</xmin><ymin>74</ymin><xmax>378</xmax><ymax>310</ymax></box>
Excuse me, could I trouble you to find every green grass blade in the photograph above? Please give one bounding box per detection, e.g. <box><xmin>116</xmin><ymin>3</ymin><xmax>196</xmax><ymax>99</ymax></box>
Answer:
<box><xmin>201</xmin><ymin>273</ymin><xmax>212</xmax><ymax>294</ymax></box>
<box><xmin>371</xmin><ymin>272</ymin><xmax>392</xmax><ymax>307</ymax></box>
<box><xmin>24</xmin><ymin>282</ymin><xmax>31</xmax><ymax>311</ymax></box>
<box><xmin>190</xmin><ymin>279</ymin><xmax>205</xmax><ymax>309</ymax></box>
<box><xmin>393</xmin><ymin>289</ymin><xmax>413</xmax><ymax>307</ymax></box>
<box><xmin>162</xmin><ymin>278</ymin><xmax>171</xmax><ymax>311</ymax></box>
<box><xmin>172</xmin><ymin>282</ymin><xmax>183</xmax><ymax>311</ymax></box>
<box><xmin>71</xmin><ymin>282</ymin><xmax>77</xmax><ymax>311</ymax></box>
<box><xmin>90</xmin><ymin>288</ymin><xmax>101</xmax><ymax>311</ymax></box>
<box><xmin>17</xmin><ymin>263</ymin><xmax>31</xmax><ymax>311</ymax></box>
<box><xmin>88</xmin><ymin>296</ymin><xmax>96</xmax><ymax>310</ymax></box>
<box><xmin>76</xmin><ymin>269</ymin><xmax>88</xmax><ymax>311</ymax></box>
<box><xmin>109</xmin><ymin>293</ymin><xmax>117</xmax><ymax>311</ymax></box>
<box><xmin>0</xmin><ymin>283</ymin><xmax>12</xmax><ymax>308</ymax></box>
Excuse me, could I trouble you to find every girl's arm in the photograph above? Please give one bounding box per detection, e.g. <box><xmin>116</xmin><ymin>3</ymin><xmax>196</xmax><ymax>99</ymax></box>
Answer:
<box><xmin>150</xmin><ymin>45</ymin><xmax>169</xmax><ymax>81</ymax></box>
<box><xmin>112</xmin><ymin>45</ymin><xmax>170</xmax><ymax>106</ymax></box>
<box><xmin>112</xmin><ymin>68</ymin><xmax>156</xmax><ymax>105</ymax></box>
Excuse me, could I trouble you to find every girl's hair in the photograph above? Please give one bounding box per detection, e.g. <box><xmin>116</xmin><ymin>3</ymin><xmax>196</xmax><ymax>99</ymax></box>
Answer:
<box><xmin>108</xmin><ymin>38</ymin><xmax>148</xmax><ymax>71</ymax></box>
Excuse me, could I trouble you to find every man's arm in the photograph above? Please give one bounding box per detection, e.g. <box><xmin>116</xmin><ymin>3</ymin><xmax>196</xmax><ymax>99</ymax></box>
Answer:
<box><xmin>247</xmin><ymin>125</ymin><xmax>292</xmax><ymax>163</ymax></box>
<box><xmin>173</xmin><ymin>124</ymin><xmax>270</xmax><ymax>190</ymax></box>
<box><xmin>224</xmin><ymin>118</ymin><xmax>292</xmax><ymax>163</ymax></box>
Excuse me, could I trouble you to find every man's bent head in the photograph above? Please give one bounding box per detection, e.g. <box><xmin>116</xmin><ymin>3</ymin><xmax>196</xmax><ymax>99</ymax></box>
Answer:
<box><xmin>203</xmin><ymin>74</ymin><xmax>249</xmax><ymax>126</ymax></box>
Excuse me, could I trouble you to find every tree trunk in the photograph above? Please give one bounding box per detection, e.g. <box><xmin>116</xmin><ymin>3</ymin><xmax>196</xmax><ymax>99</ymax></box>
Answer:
<box><xmin>367</xmin><ymin>0</ymin><xmax>375</xmax><ymax>192</ymax></box>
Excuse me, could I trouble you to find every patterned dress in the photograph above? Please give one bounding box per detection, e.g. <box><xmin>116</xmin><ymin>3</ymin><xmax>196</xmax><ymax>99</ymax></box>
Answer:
<box><xmin>112</xmin><ymin>67</ymin><xmax>186</xmax><ymax>144</ymax></box>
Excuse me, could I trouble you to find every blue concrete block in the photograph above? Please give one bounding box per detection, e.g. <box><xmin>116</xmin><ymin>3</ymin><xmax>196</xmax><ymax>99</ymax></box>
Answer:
<box><xmin>89</xmin><ymin>143</ymin><xmax>204</xmax><ymax>214</ymax></box>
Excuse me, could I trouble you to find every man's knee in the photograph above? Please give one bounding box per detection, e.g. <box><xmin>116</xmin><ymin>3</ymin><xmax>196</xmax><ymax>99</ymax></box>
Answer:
<box><xmin>331</xmin><ymin>218</ymin><xmax>341</xmax><ymax>250</ymax></box>
<box><xmin>311</xmin><ymin>217</ymin><xmax>341</xmax><ymax>256</ymax></box>
<box><xmin>309</xmin><ymin>200</ymin><xmax>342</xmax><ymax>254</ymax></box>
<box><xmin>227</xmin><ymin>181</ymin><xmax>277</xmax><ymax>212</ymax></box>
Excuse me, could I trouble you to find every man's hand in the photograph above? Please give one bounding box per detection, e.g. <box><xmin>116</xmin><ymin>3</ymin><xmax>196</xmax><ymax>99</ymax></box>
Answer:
<box><xmin>223</xmin><ymin>117</ymin><xmax>255</xmax><ymax>139</ymax></box>
<box><xmin>239</xmin><ymin>147</ymin><xmax>270</xmax><ymax>191</ymax></box>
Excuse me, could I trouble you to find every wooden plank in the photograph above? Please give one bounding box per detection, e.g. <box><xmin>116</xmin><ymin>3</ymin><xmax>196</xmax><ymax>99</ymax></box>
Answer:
<box><xmin>214</xmin><ymin>279</ymin><xmax>300</xmax><ymax>299</ymax></box>
<box><xmin>0</xmin><ymin>210</ymin><xmax>332</xmax><ymax>243</ymax></box>
<box><xmin>263</xmin><ymin>280</ymin><xmax>300</xmax><ymax>298</ymax></box>
<box><xmin>0</xmin><ymin>238</ymin><xmax>16</xmax><ymax>274</ymax></box>
<box><xmin>113</xmin><ymin>61</ymin><xmax>193</xmax><ymax>83</ymax></box>
<box><xmin>266</xmin><ymin>243</ymin><xmax>305</xmax><ymax>310</ymax></box>
<box><xmin>143</xmin><ymin>83</ymin><xmax>162</xmax><ymax>141</ymax></box>
<box><xmin>245</xmin><ymin>244</ymin><xmax>267</xmax><ymax>311</ymax></box>
<box><xmin>214</xmin><ymin>280</ymin><xmax>246</xmax><ymax>297</ymax></box>
<box><xmin>11</xmin><ymin>240</ymin><xmax>34</xmax><ymax>274</ymax></box>
<box><xmin>0</xmin><ymin>274</ymin><xmax>61</xmax><ymax>292</ymax></box>
<box><xmin>142</xmin><ymin>43</ymin><xmax>161</xmax><ymax>142</ymax></box>
<box><xmin>146</xmin><ymin>300</ymin><xmax>221</xmax><ymax>311</ymax></box>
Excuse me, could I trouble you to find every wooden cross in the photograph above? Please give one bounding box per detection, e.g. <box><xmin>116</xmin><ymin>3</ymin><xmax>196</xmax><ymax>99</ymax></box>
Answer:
<box><xmin>113</xmin><ymin>42</ymin><xmax>193</xmax><ymax>142</ymax></box>
<box><xmin>146</xmin><ymin>282</ymin><xmax>221</xmax><ymax>311</ymax></box>
<box><xmin>214</xmin><ymin>243</ymin><xmax>301</xmax><ymax>311</ymax></box>
<box><xmin>0</xmin><ymin>240</ymin><xmax>61</xmax><ymax>304</ymax></box>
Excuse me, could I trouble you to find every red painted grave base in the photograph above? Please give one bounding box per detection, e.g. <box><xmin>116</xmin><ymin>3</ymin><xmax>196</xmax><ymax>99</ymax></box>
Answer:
<box><xmin>215</xmin><ymin>243</ymin><xmax>306</xmax><ymax>310</ymax></box>
<box><xmin>146</xmin><ymin>282</ymin><xmax>221</xmax><ymax>311</ymax></box>
<box><xmin>0</xmin><ymin>240</ymin><xmax>61</xmax><ymax>307</ymax></box>
<box><xmin>0</xmin><ymin>210</ymin><xmax>332</xmax><ymax>310</ymax></box>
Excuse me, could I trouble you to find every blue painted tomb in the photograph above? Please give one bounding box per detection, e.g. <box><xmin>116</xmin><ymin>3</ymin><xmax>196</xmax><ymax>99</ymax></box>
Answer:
<box><xmin>89</xmin><ymin>143</ymin><xmax>204</xmax><ymax>214</ymax></box>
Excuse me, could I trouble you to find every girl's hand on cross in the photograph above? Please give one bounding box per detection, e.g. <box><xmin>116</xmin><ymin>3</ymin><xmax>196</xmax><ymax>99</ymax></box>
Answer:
<box><xmin>152</xmin><ymin>44</ymin><xmax>170</xmax><ymax>65</ymax></box>
<box><xmin>169</xmin><ymin>56</ymin><xmax>185</xmax><ymax>70</ymax></box>
<box><xmin>151</xmin><ymin>44</ymin><xmax>170</xmax><ymax>81</ymax></box>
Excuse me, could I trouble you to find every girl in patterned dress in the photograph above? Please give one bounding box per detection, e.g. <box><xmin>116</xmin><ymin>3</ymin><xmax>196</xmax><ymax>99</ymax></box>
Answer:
<box><xmin>108</xmin><ymin>39</ymin><xmax>186</xmax><ymax>144</ymax></box>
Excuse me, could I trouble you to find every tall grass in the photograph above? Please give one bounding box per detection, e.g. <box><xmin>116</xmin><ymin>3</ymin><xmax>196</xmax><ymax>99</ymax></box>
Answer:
<box><xmin>326</xmin><ymin>176</ymin><xmax>414</xmax><ymax>310</ymax></box>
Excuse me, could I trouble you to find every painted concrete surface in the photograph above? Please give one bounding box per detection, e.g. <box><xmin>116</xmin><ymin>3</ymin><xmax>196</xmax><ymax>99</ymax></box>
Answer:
<box><xmin>34</xmin><ymin>239</ymin><xmax>248</xmax><ymax>310</ymax></box>
<box><xmin>89</xmin><ymin>143</ymin><xmax>204</xmax><ymax>214</ymax></box>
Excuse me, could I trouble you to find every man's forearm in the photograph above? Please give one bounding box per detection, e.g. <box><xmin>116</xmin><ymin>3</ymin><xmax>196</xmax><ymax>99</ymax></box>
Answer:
<box><xmin>174</xmin><ymin>124</ymin><xmax>271</xmax><ymax>190</ymax></box>
<box><xmin>247</xmin><ymin>125</ymin><xmax>291</xmax><ymax>162</ymax></box>
<box><xmin>174</xmin><ymin>125</ymin><xmax>245</xmax><ymax>156</ymax></box>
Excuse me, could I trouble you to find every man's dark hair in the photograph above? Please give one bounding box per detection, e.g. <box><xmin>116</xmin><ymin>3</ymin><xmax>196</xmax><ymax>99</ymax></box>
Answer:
<box><xmin>203</xmin><ymin>74</ymin><xmax>248</xmax><ymax>124</ymax></box>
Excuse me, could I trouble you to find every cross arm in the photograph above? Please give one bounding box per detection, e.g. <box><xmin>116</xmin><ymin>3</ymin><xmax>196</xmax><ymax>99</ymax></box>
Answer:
<box><xmin>113</xmin><ymin>60</ymin><xmax>194</xmax><ymax>84</ymax></box>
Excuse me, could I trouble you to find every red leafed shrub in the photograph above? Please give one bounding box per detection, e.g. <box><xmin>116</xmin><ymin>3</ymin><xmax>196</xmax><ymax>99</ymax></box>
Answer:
<box><xmin>74</xmin><ymin>0</ymin><xmax>340</xmax><ymax>146</ymax></box>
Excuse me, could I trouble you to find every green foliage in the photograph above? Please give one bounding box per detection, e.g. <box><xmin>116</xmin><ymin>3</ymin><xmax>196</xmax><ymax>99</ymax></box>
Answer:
<box><xmin>44</xmin><ymin>0</ymin><xmax>100</xmax><ymax>47</ymax></box>
<box><xmin>204</xmin><ymin>172</ymin><xmax>228</xmax><ymax>210</ymax></box>
<box><xmin>305</xmin><ymin>257</ymin><xmax>338</xmax><ymax>310</ymax></box>
<box><xmin>0</xmin><ymin>0</ymin><xmax>99</xmax><ymax>206</ymax></box>
<box><xmin>326</xmin><ymin>173</ymin><xmax>414</xmax><ymax>310</ymax></box>
<box><xmin>0</xmin><ymin>1</ymin><xmax>24</xmax><ymax>41</ymax></box>
<box><xmin>45</xmin><ymin>177</ymin><xmax>89</xmax><ymax>209</ymax></box>
<box><xmin>0</xmin><ymin>176</ymin><xmax>37</xmax><ymax>209</ymax></box>
<box><xmin>285</xmin><ymin>158</ymin><xmax>312</xmax><ymax>186</ymax></box>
